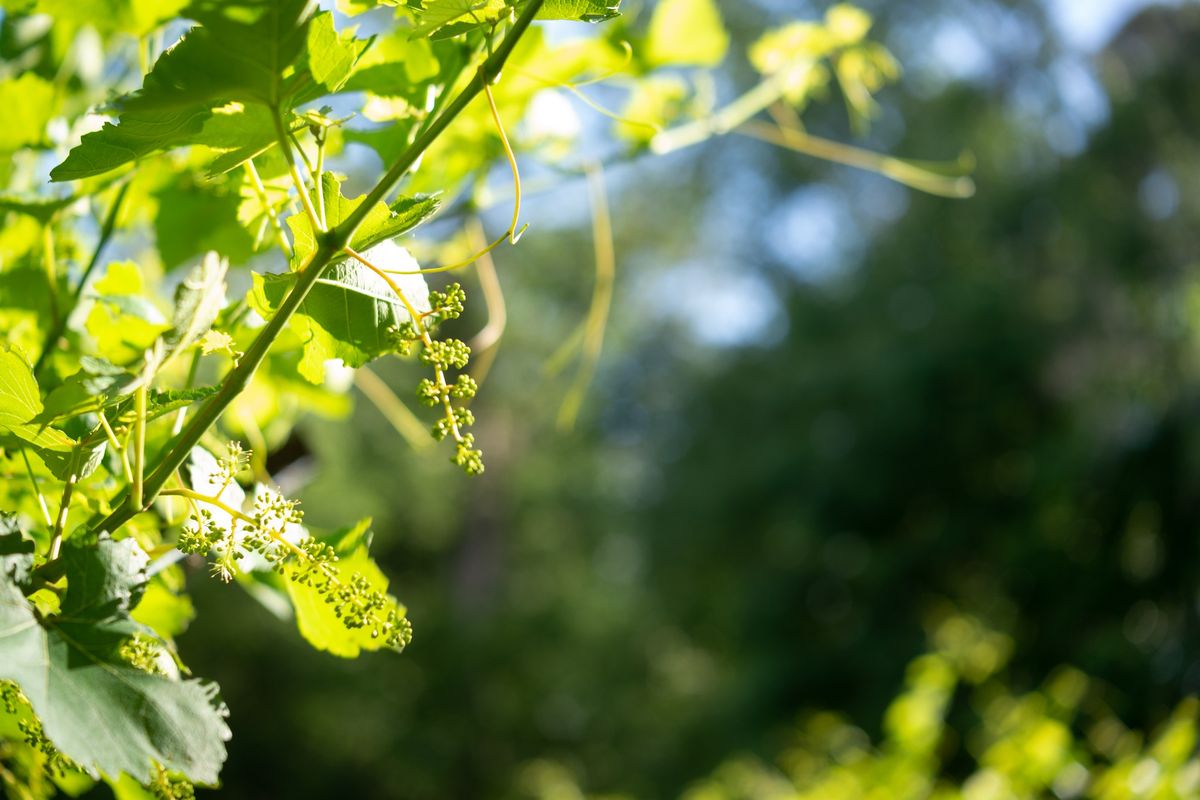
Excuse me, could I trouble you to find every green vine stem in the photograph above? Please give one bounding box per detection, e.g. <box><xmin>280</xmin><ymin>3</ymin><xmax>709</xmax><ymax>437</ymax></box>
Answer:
<box><xmin>34</xmin><ymin>181</ymin><xmax>131</xmax><ymax>377</ymax></box>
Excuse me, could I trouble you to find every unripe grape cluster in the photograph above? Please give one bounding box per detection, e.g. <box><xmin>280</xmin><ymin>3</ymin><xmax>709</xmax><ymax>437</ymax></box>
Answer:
<box><xmin>150</xmin><ymin>765</ymin><xmax>195</xmax><ymax>800</ymax></box>
<box><xmin>176</xmin><ymin>447</ymin><xmax>412</xmax><ymax>651</ymax></box>
<box><xmin>1</xmin><ymin>680</ymin><xmax>74</xmax><ymax>777</ymax></box>
<box><xmin>387</xmin><ymin>282</ymin><xmax>484</xmax><ymax>475</ymax></box>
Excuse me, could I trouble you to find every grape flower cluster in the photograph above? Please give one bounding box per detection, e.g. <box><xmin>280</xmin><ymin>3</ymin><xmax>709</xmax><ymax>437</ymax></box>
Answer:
<box><xmin>176</xmin><ymin>446</ymin><xmax>412</xmax><ymax>651</ymax></box>
<box><xmin>387</xmin><ymin>282</ymin><xmax>484</xmax><ymax>475</ymax></box>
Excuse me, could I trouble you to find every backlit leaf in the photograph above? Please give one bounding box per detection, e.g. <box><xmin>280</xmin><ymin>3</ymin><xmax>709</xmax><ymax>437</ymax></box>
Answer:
<box><xmin>250</xmin><ymin>240</ymin><xmax>429</xmax><ymax>382</ymax></box>
<box><xmin>50</xmin><ymin>0</ymin><xmax>318</xmax><ymax>181</ymax></box>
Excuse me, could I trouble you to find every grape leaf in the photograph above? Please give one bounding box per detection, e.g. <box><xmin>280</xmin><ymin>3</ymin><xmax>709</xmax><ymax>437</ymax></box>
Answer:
<box><xmin>305</xmin><ymin>11</ymin><xmax>372</xmax><ymax>94</ymax></box>
<box><xmin>531</xmin><ymin>0</ymin><xmax>621</xmax><ymax>22</ymax></box>
<box><xmin>38</xmin><ymin>357</ymin><xmax>133</xmax><ymax>423</ymax></box>
<box><xmin>250</xmin><ymin>241</ymin><xmax>430</xmax><ymax>382</ymax></box>
<box><xmin>0</xmin><ymin>350</ymin><xmax>107</xmax><ymax>481</ymax></box>
<box><xmin>154</xmin><ymin>178</ymin><xmax>257</xmax><ymax>269</ymax></box>
<box><xmin>0</xmin><ymin>345</ymin><xmax>75</xmax><ymax>452</ymax></box>
<box><xmin>343</xmin><ymin>29</ymin><xmax>439</xmax><ymax>96</ymax></box>
<box><xmin>407</xmin><ymin>0</ymin><xmax>507</xmax><ymax>38</ymax></box>
<box><xmin>0</xmin><ymin>523</ymin><xmax>34</xmax><ymax>591</ymax></box>
<box><xmin>39</xmin><ymin>365</ymin><xmax>219</xmax><ymax>427</ymax></box>
<box><xmin>49</xmin><ymin>107</ymin><xmax>213</xmax><ymax>183</ymax></box>
<box><xmin>386</xmin><ymin>193</ymin><xmax>443</xmax><ymax>240</ymax></box>
<box><xmin>39</xmin><ymin>255</ymin><xmax>225</xmax><ymax>427</ymax></box>
<box><xmin>135</xmin><ymin>386</ymin><xmax>223</xmax><ymax>424</ymax></box>
<box><xmin>133</xmin><ymin>0</ymin><xmax>314</xmax><ymax>110</ymax></box>
<box><xmin>50</xmin><ymin>0</ymin><xmax>322</xmax><ymax>181</ymax></box>
<box><xmin>196</xmin><ymin>105</ymin><xmax>307</xmax><ymax>178</ymax></box>
<box><xmin>0</xmin><ymin>536</ymin><xmax>231</xmax><ymax>784</ymax></box>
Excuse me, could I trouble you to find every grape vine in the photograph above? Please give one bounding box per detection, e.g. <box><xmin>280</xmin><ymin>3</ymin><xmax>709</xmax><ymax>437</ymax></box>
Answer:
<box><xmin>0</xmin><ymin>0</ymin><xmax>972</xmax><ymax>796</ymax></box>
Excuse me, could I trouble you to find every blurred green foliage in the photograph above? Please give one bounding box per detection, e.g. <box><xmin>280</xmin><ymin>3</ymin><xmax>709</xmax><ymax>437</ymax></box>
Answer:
<box><xmin>161</xmin><ymin>3</ymin><xmax>1200</xmax><ymax>799</ymax></box>
<box><xmin>684</xmin><ymin>613</ymin><xmax>1200</xmax><ymax>800</ymax></box>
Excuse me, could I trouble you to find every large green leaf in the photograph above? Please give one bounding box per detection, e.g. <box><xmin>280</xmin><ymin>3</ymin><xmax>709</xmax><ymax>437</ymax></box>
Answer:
<box><xmin>343</xmin><ymin>28</ymin><xmax>439</xmax><ymax>97</ymax></box>
<box><xmin>0</xmin><ymin>536</ymin><xmax>230</xmax><ymax>784</ymax></box>
<box><xmin>37</xmin><ymin>357</ymin><xmax>136</xmax><ymax>423</ymax></box>
<box><xmin>196</xmin><ymin>105</ymin><xmax>293</xmax><ymax>177</ymax></box>
<box><xmin>153</xmin><ymin>178</ymin><xmax>257</xmax><ymax>268</ymax></box>
<box><xmin>49</xmin><ymin>107</ymin><xmax>213</xmax><ymax>183</ymax></box>
<box><xmin>0</xmin><ymin>345</ymin><xmax>75</xmax><ymax>452</ymax></box>
<box><xmin>250</xmin><ymin>242</ymin><xmax>430</xmax><ymax>383</ymax></box>
<box><xmin>50</xmin><ymin>0</ymin><xmax>326</xmax><ymax>181</ymax></box>
<box><xmin>134</xmin><ymin>0</ymin><xmax>314</xmax><ymax>111</ymax></box>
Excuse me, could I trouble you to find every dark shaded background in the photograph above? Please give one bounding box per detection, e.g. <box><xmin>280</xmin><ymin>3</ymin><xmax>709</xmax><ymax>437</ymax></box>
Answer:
<box><xmin>175</xmin><ymin>1</ymin><xmax>1200</xmax><ymax>796</ymax></box>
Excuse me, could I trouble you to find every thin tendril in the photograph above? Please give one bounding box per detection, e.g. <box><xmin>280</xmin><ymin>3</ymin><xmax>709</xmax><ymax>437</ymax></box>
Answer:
<box><xmin>484</xmin><ymin>82</ymin><xmax>524</xmax><ymax>245</ymax></box>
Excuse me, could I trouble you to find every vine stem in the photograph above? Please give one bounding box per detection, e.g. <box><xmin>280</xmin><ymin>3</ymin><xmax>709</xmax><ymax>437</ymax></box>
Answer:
<box><xmin>484</xmin><ymin>83</ymin><xmax>523</xmax><ymax>245</ymax></box>
<box><xmin>97</xmin><ymin>411</ymin><xmax>133</xmax><ymax>482</ymax></box>
<box><xmin>20</xmin><ymin>451</ymin><xmax>53</xmax><ymax>529</ymax></box>
<box><xmin>337</xmin><ymin>1</ymin><xmax>543</xmax><ymax>237</ymax></box>
<box><xmin>34</xmin><ymin>181</ymin><xmax>131</xmax><ymax>377</ymax></box>
<box><xmin>735</xmin><ymin>120</ymin><xmax>976</xmax><ymax>199</ymax></box>
<box><xmin>649</xmin><ymin>71</ymin><xmax>789</xmax><ymax>155</ymax></box>
<box><xmin>49</xmin><ymin>450</ymin><xmax>80</xmax><ymax>561</ymax></box>
<box><xmin>90</xmin><ymin>0</ymin><xmax>546</xmax><ymax>538</ymax></box>
<box><xmin>132</xmin><ymin>386</ymin><xmax>146</xmax><ymax>508</ymax></box>
<box><xmin>244</xmin><ymin>159</ymin><xmax>291</xmax><ymax>255</ymax></box>
<box><xmin>274</xmin><ymin>109</ymin><xmax>323</xmax><ymax>232</ymax></box>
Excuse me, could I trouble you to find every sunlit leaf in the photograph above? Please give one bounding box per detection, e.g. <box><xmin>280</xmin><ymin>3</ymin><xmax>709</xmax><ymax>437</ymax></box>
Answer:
<box><xmin>51</xmin><ymin>0</ymin><xmax>318</xmax><ymax>181</ymax></box>
<box><xmin>0</xmin><ymin>346</ymin><xmax>75</xmax><ymax>452</ymax></box>
<box><xmin>533</xmin><ymin>0</ymin><xmax>621</xmax><ymax>22</ymax></box>
<box><xmin>250</xmin><ymin>240</ymin><xmax>429</xmax><ymax>382</ymax></box>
